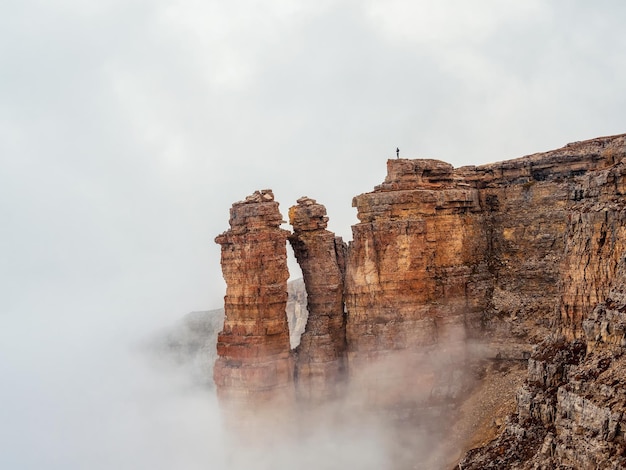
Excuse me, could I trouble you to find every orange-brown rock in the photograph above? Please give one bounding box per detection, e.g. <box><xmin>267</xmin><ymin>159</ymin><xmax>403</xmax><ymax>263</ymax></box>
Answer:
<box><xmin>347</xmin><ymin>159</ymin><xmax>489</xmax><ymax>410</ymax></box>
<box><xmin>462</xmin><ymin>135</ymin><xmax>626</xmax><ymax>343</ymax></box>
<box><xmin>213</xmin><ymin>189</ymin><xmax>295</xmax><ymax>411</ymax></box>
<box><xmin>288</xmin><ymin>197</ymin><xmax>347</xmax><ymax>403</ymax></box>
<box><xmin>461</xmin><ymin>256</ymin><xmax>626</xmax><ymax>470</ymax></box>
<box><xmin>345</xmin><ymin>134</ymin><xmax>626</xmax><ymax>409</ymax></box>
<box><xmin>557</xmin><ymin>137</ymin><xmax>626</xmax><ymax>338</ymax></box>
<box><xmin>213</xmin><ymin>133</ymin><xmax>626</xmax><ymax>469</ymax></box>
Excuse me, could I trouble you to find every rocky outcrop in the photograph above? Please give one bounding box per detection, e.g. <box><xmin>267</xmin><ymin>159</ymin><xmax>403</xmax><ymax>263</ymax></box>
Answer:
<box><xmin>459</xmin><ymin>171</ymin><xmax>626</xmax><ymax>469</ymax></box>
<box><xmin>212</xmin><ymin>133</ymin><xmax>626</xmax><ymax>468</ymax></box>
<box><xmin>345</xmin><ymin>135</ymin><xmax>626</xmax><ymax>364</ymax></box>
<box><xmin>288</xmin><ymin>197</ymin><xmax>347</xmax><ymax>403</ymax></box>
<box><xmin>346</xmin><ymin>159</ymin><xmax>487</xmax><ymax>409</ymax></box>
<box><xmin>459</xmin><ymin>292</ymin><xmax>626</xmax><ymax>469</ymax></box>
<box><xmin>213</xmin><ymin>190</ymin><xmax>295</xmax><ymax>410</ymax></box>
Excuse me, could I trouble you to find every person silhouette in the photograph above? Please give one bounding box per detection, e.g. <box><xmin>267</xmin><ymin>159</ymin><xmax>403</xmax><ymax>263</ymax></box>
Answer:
<box><xmin>396</xmin><ymin>147</ymin><xmax>399</xmax><ymax>159</ymax></box>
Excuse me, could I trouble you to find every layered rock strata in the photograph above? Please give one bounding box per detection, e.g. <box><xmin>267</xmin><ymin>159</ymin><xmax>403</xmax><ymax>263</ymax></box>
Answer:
<box><xmin>461</xmin><ymin>136</ymin><xmax>625</xmax><ymax>343</ymax></box>
<box><xmin>288</xmin><ymin>197</ymin><xmax>347</xmax><ymax>403</ymax></box>
<box><xmin>458</xmin><ymin>139</ymin><xmax>626</xmax><ymax>468</ymax></box>
<box><xmin>346</xmin><ymin>159</ymin><xmax>487</xmax><ymax>409</ymax></box>
<box><xmin>213</xmin><ymin>190</ymin><xmax>295</xmax><ymax>411</ymax></box>
<box><xmin>557</xmin><ymin>140</ymin><xmax>626</xmax><ymax>338</ymax></box>
<box><xmin>344</xmin><ymin>135</ymin><xmax>626</xmax><ymax>408</ymax></box>
<box><xmin>213</xmin><ymin>134</ymin><xmax>626</xmax><ymax>468</ymax></box>
<box><xmin>459</xmin><ymin>262</ymin><xmax>626</xmax><ymax>468</ymax></box>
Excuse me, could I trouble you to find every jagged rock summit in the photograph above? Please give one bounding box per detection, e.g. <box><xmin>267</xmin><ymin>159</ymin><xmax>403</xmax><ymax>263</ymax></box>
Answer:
<box><xmin>213</xmin><ymin>133</ymin><xmax>626</xmax><ymax>468</ymax></box>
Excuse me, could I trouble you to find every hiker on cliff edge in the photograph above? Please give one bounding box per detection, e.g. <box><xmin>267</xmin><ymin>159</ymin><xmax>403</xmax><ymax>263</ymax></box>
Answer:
<box><xmin>396</xmin><ymin>147</ymin><xmax>399</xmax><ymax>159</ymax></box>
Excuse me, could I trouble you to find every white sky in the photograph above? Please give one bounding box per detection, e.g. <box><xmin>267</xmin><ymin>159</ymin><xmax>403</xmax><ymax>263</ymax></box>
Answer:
<box><xmin>1</xmin><ymin>1</ymin><xmax>625</xmax><ymax>468</ymax></box>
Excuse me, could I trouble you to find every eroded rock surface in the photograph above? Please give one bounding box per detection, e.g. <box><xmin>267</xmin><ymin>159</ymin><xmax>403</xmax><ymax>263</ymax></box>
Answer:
<box><xmin>213</xmin><ymin>189</ymin><xmax>295</xmax><ymax>411</ymax></box>
<box><xmin>459</xmin><ymin>140</ymin><xmax>626</xmax><ymax>468</ymax></box>
<box><xmin>212</xmin><ymin>134</ymin><xmax>626</xmax><ymax>469</ymax></box>
<box><xmin>558</xmin><ymin>139</ymin><xmax>626</xmax><ymax>338</ymax></box>
<box><xmin>460</xmin><ymin>308</ymin><xmax>626</xmax><ymax>469</ymax></box>
<box><xmin>288</xmin><ymin>197</ymin><xmax>347</xmax><ymax>403</ymax></box>
<box><xmin>347</xmin><ymin>159</ymin><xmax>486</xmax><ymax>410</ymax></box>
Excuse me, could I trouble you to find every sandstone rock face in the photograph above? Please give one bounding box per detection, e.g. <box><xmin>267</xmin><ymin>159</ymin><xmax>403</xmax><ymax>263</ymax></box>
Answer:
<box><xmin>213</xmin><ymin>134</ymin><xmax>626</xmax><ymax>468</ymax></box>
<box><xmin>460</xmin><ymin>221</ymin><xmax>626</xmax><ymax>470</ymax></box>
<box><xmin>462</xmin><ymin>136</ymin><xmax>624</xmax><ymax>342</ymax></box>
<box><xmin>557</xmin><ymin>138</ymin><xmax>626</xmax><ymax>338</ymax></box>
<box><xmin>343</xmin><ymin>134</ymin><xmax>626</xmax><ymax>466</ymax></box>
<box><xmin>460</xmin><ymin>316</ymin><xmax>626</xmax><ymax>469</ymax></box>
<box><xmin>347</xmin><ymin>159</ymin><xmax>487</xmax><ymax>408</ymax></box>
<box><xmin>345</xmin><ymin>135</ymin><xmax>626</xmax><ymax>378</ymax></box>
<box><xmin>213</xmin><ymin>190</ymin><xmax>295</xmax><ymax>410</ymax></box>
<box><xmin>288</xmin><ymin>197</ymin><xmax>347</xmax><ymax>403</ymax></box>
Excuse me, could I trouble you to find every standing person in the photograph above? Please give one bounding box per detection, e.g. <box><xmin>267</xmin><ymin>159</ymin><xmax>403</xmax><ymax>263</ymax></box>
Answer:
<box><xmin>396</xmin><ymin>147</ymin><xmax>400</xmax><ymax>159</ymax></box>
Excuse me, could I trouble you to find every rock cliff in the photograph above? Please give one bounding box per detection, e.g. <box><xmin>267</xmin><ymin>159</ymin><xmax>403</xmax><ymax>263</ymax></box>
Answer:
<box><xmin>213</xmin><ymin>133</ymin><xmax>626</xmax><ymax>468</ymax></box>
<box><xmin>459</xmin><ymin>138</ymin><xmax>626</xmax><ymax>469</ymax></box>
<box><xmin>346</xmin><ymin>159</ymin><xmax>487</xmax><ymax>411</ymax></box>
<box><xmin>459</xmin><ymin>260</ymin><xmax>626</xmax><ymax>468</ymax></box>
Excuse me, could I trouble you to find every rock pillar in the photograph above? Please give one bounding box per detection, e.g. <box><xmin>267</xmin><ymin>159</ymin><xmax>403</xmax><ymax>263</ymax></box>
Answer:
<box><xmin>213</xmin><ymin>190</ymin><xmax>295</xmax><ymax>414</ymax></box>
<box><xmin>288</xmin><ymin>197</ymin><xmax>347</xmax><ymax>403</ymax></box>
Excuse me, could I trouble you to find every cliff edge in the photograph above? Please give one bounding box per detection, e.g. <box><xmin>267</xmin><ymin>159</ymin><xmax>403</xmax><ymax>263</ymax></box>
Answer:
<box><xmin>213</xmin><ymin>133</ymin><xmax>626</xmax><ymax>468</ymax></box>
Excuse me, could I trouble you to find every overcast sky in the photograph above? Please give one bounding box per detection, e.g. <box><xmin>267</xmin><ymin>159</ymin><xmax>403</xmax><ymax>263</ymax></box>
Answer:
<box><xmin>1</xmin><ymin>1</ymin><xmax>625</xmax><ymax>468</ymax></box>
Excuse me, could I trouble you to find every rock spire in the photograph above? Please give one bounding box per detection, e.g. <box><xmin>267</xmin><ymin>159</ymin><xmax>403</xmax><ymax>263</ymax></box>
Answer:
<box><xmin>213</xmin><ymin>189</ymin><xmax>295</xmax><ymax>411</ymax></box>
<box><xmin>288</xmin><ymin>197</ymin><xmax>347</xmax><ymax>403</ymax></box>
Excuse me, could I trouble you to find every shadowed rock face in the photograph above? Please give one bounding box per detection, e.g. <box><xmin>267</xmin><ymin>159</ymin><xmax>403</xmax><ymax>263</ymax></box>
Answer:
<box><xmin>288</xmin><ymin>197</ymin><xmax>347</xmax><ymax>403</ymax></box>
<box><xmin>557</xmin><ymin>150</ymin><xmax>626</xmax><ymax>339</ymax></box>
<box><xmin>342</xmin><ymin>135</ymin><xmax>626</xmax><ymax>424</ymax></box>
<box><xmin>458</xmin><ymin>136</ymin><xmax>626</xmax><ymax>469</ymax></box>
<box><xmin>460</xmin><ymin>261</ymin><xmax>626</xmax><ymax>469</ymax></box>
<box><xmin>213</xmin><ymin>189</ymin><xmax>295</xmax><ymax>411</ymax></box>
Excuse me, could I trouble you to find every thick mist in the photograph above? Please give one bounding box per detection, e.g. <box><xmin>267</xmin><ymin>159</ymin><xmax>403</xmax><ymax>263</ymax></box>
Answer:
<box><xmin>0</xmin><ymin>291</ymin><xmax>222</xmax><ymax>469</ymax></box>
<box><xmin>0</xmin><ymin>310</ymin><xmax>399</xmax><ymax>469</ymax></box>
<box><xmin>0</xmin><ymin>273</ymin><xmax>408</xmax><ymax>470</ymax></box>
<box><xmin>210</xmin><ymin>337</ymin><xmax>485</xmax><ymax>470</ymax></box>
